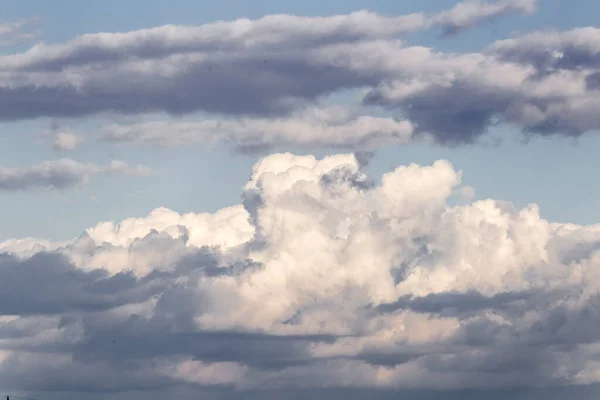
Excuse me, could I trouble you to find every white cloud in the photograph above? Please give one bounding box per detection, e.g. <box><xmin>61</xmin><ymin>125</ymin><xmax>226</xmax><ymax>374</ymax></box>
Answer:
<box><xmin>432</xmin><ymin>0</ymin><xmax>537</xmax><ymax>35</ymax></box>
<box><xmin>0</xmin><ymin>1</ymin><xmax>549</xmax><ymax>149</ymax></box>
<box><xmin>3</xmin><ymin>1</ymin><xmax>600</xmax><ymax>398</ymax></box>
<box><xmin>1</xmin><ymin>152</ymin><xmax>599</xmax><ymax>395</ymax></box>
<box><xmin>458</xmin><ymin>185</ymin><xmax>476</xmax><ymax>201</ymax></box>
<box><xmin>101</xmin><ymin>106</ymin><xmax>414</xmax><ymax>151</ymax></box>
<box><xmin>0</xmin><ymin>0</ymin><xmax>583</xmax><ymax>149</ymax></box>
<box><xmin>0</xmin><ymin>159</ymin><xmax>151</xmax><ymax>191</ymax></box>
<box><xmin>53</xmin><ymin>131</ymin><xmax>84</xmax><ymax>151</ymax></box>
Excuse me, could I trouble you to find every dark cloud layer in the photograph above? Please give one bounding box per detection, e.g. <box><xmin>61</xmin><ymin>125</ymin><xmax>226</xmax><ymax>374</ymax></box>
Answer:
<box><xmin>9</xmin><ymin>0</ymin><xmax>600</xmax><ymax>149</ymax></box>
<box><xmin>6</xmin><ymin>0</ymin><xmax>592</xmax><ymax>150</ymax></box>
<box><xmin>0</xmin><ymin>252</ymin><xmax>162</xmax><ymax>315</ymax></box>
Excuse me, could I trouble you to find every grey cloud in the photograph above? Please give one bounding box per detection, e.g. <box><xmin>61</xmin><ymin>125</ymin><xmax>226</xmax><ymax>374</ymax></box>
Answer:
<box><xmin>100</xmin><ymin>106</ymin><xmax>414</xmax><ymax>152</ymax></box>
<box><xmin>0</xmin><ymin>219</ymin><xmax>597</xmax><ymax>397</ymax></box>
<box><xmin>8</xmin><ymin>2</ymin><xmax>599</xmax><ymax>149</ymax></box>
<box><xmin>72</xmin><ymin>323</ymin><xmax>340</xmax><ymax>371</ymax></box>
<box><xmin>489</xmin><ymin>27</ymin><xmax>600</xmax><ymax>71</ymax></box>
<box><xmin>377</xmin><ymin>290</ymin><xmax>534</xmax><ymax>316</ymax></box>
<box><xmin>232</xmin><ymin>385</ymin><xmax>600</xmax><ymax>400</ymax></box>
<box><xmin>433</xmin><ymin>0</ymin><xmax>537</xmax><ymax>36</ymax></box>
<box><xmin>320</xmin><ymin>165</ymin><xmax>376</xmax><ymax>191</ymax></box>
<box><xmin>9</xmin><ymin>2</ymin><xmax>528</xmax><ymax>72</ymax></box>
<box><xmin>364</xmin><ymin>78</ymin><xmax>515</xmax><ymax>145</ymax></box>
<box><xmin>0</xmin><ymin>159</ymin><xmax>150</xmax><ymax>191</ymax></box>
<box><xmin>585</xmin><ymin>71</ymin><xmax>600</xmax><ymax>90</ymax></box>
<box><xmin>3</xmin><ymin>3</ymin><xmax>599</xmax><ymax>149</ymax></box>
<box><xmin>363</xmin><ymin>63</ymin><xmax>600</xmax><ymax>142</ymax></box>
<box><xmin>0</xmin><ymin>252</ymin><xmax>163</xmax><ymax>315</ymax></box>
<box><xmin>0</xmin><ymin>352</ymin><xmax>175</xmax><ymax>393</ymax></box>
<box><xmin>0</xmin><ymin>59</ymin><xmax>379</xmax><ymax>120</ymax></box>
<box><xmin>0</xmin><ymin>2</ymin><xmax>534</xmax><ymax>124</ymax></box>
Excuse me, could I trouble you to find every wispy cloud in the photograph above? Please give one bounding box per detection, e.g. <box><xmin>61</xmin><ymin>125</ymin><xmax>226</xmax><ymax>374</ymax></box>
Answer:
<box><xmin>0</xmin><ymin>16</ymin><xmax>41</xmax><ymax>46</ymax></box>
<box><xmin>0</xmin><ymin>159</ymin><xmax>150</xmax><ymax>191</ymax></box>
<box><xmin>100</xmin><ymin>106</ymin><xmax>414</xmax><ymax>152</ymax></box>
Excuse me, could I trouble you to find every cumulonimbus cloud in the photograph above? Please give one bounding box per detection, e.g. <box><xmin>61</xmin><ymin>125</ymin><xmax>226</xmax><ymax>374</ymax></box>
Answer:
<box><xmin>1</xmin><ymin>151</ymin><xmax>599</xmax><ymax>397</ymax></box>
<box><xmin>0</xmin><ymin>159</ymin><xmax>151</xmax><ymax>191</ymax></box>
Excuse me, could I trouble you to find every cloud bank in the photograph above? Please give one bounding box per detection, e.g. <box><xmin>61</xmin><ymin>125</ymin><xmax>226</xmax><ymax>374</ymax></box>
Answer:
<box><xmin>7</xmin><ymin>0</ymin><xmax>600</xmax><ymax>149</ymax></box>
<box><xmin>2</xmin><ymin>152</ymin><xmax>600</xmax><ymax>399</ymax></box>
<box><xmin>3</xmin><ymin>0</ymin><xmax>583</xmax><ymax>151</ymax></box>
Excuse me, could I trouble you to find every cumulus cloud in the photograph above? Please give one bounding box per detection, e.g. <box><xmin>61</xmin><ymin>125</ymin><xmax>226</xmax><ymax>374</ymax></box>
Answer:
<box><xmin>0</xmin><ymin>159</ymin><xmax>151</xmax><ymax>191</ymax></box>
<box><xmin>1</xmin><ymin>152</ymin><xmax>600</xmax><ymax>398</ymax></box>
<box><xmin>100</xmin><ymin>106</ymin><xmax>414</xmax><ymax>152</ymax></box>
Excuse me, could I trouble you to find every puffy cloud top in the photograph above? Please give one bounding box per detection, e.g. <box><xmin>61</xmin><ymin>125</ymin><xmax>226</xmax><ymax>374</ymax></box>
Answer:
<box><xmin>1</xmin><ymin>151</ymin><xmax>599</xmax><ymax>397</ymax></box>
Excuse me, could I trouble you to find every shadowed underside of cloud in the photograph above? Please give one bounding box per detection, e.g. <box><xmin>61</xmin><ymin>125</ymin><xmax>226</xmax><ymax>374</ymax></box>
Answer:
<box><xmin>1</xmin><ymin>0</ymin><xmax>577</xmax><ymax>150</ymax></box>
<box><xmin>0</xmin><ymin>159</ymin><xmax>151</xmax><ymax>191</ymax></box>
<box><xmin>1</xmin><ymin>151</ymin><xmax>600</xmax><ymax>398</ymax></box>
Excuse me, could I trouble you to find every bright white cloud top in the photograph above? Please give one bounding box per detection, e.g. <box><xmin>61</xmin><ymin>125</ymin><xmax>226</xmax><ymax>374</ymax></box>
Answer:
<box><xmin>1</xmin><ymin>152</ymin><xmax>599</xmax><ymax>395</ymax></box>
<box><xmin>2</xmin><ymin>0</ymin><xmax>600</xmax><ymax>399</ymax></box>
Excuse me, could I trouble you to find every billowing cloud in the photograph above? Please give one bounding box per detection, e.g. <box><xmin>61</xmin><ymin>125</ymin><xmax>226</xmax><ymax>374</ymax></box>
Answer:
<box><xmin>1</xmin><ymin>152</ymin><xmax>600</xmax><ymax>398</ymax></box>
<box><xmin>0</xmin><ymin>159</ymin><xmax>151</xmax><ymax>191</ymax></box>
<box><xmin>100</xmin><ymin>106</ymin><xmax>414</xmax><ymax>152</ymax></box>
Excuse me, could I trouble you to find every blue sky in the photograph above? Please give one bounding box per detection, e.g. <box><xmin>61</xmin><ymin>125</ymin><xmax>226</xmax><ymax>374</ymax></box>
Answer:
<box><xmin>4</xmin><ymin>1</ymin><xmax>600</xmax><ymax>399</ymax></box>
<box><xmin>2</xmin><ymin>0</ymin><xmax>600</xmax><ymax>240</ymax></box>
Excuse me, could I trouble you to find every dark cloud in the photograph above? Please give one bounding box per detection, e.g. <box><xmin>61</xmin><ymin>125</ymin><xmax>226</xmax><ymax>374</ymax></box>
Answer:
<box><xmin>0</xmin><ymin>1</ymin><xmax>593</xmax><ymax>149</ymax></box>
<box><xmin>0</xmin><ymin>252</ymin><xmax>162</xmax><ymax>315</ymax></box>
<box><xmin>490</xmin><ymin>27</ymin><xmax>600</xmax><ymax>71</ymax></box>
<box><xmin>364</xmin><ymin>79</ymin><xmax>515</xmax><ymax>144</ymax></box>
<box><xmin>73</xmin><ymin>323</ymin><xmax>340</xmax><ymax>370</ymax></box>
<box><xmin>377</xmin><ymin>290</ymin><xmax>535</xmax><ymax>316</ymax></box>
<box><xmin>0</xmin><ymin>60</ymin><xmax>380</xmax><ymax>120</ymax></box>
<box><xmin>0</xmin><ymin>2</ymin><xmax>548</xmax><ymax>149</ymax></box>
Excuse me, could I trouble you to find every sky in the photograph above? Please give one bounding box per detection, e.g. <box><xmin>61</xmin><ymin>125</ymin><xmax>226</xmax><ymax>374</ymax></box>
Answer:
<box><xmin>3</xmin><ymin>0</ymin><xmax>600</xmax><ymax>399</ymax></box>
